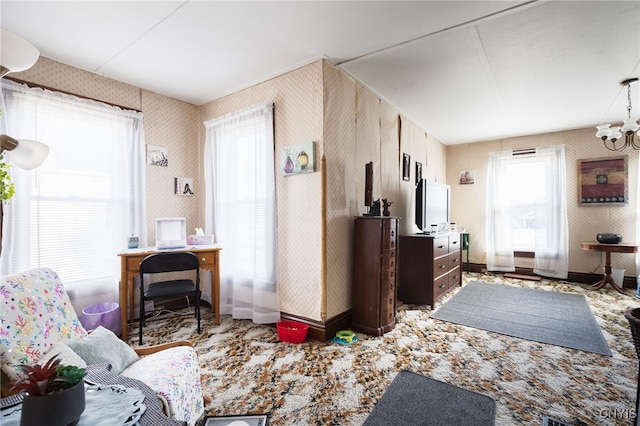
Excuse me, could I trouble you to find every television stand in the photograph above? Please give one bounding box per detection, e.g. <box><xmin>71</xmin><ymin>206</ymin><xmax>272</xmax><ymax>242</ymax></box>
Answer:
<box><xmin>398</xmin><ymin>232</ymin><xmax>462</xmax><ymax>309</ymax></box>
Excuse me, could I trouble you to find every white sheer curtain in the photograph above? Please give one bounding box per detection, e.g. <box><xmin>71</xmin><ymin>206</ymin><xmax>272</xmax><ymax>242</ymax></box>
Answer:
<box><xmin>0</xmin><ymin>79</ymin><xmax>147</xmax><ymax>307</ymax></box>
<box><xmin>203</xmin><ymin>103</ymin><xmax>280</xmax><ymax>323</ymax></box>
<box><xmin>486</xmin><ymin>150</ymin><xmax>516</xmax><ymax>271</ymax></box>
<box><xmin>486</xmin><ymin>145</ymin><xmax>569</xmax><ymax>278</ymax></box>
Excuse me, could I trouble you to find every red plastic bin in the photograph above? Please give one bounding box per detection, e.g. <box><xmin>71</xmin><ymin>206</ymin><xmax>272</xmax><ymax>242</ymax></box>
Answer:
<box><xmin>277</xmin><ymin>320</ymin><xmax>309</xmax><ymax>343</ymax></box>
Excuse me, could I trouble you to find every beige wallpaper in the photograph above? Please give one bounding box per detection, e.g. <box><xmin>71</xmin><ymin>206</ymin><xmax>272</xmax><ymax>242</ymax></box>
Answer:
<box><xmin>322</xmin><ymin>62</ymin><xmax>357</xmax><ymax>319</ymax></box>
<box><xmin>199</xmin><ymin>62</ymin><xmax>325</xmax><ymax>320</ymax></box>
<box><xmin>397</xmin><ymin>116</ymin><xmax>448</xmax><ymax>235</ymax></box>
<box><xmin>447</xmin><ymin>129</ymin><xmax>639</xmax><ymax>277</ymax></box>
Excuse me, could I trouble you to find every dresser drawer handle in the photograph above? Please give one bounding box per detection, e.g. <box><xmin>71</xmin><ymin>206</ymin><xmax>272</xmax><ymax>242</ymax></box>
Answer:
<box><xmin>451</xmin><ymin>241</ymin><xmax>458</xmax><ymax>245</ymax></box>
<box><xmin>437</xmin><ymin>245</ymin><xmax>445</xmax><ymax>249</ymax></box>
<box><xmin>439</xmin><ymin>265</ymin><xmax>446</xmax><ymax>269</ymax></box>
<box><xmin>452</xmin><ymin>258</ymin><xmax>459</xmax><ymax>262</ymax></box>
<box><xmin>439</xmin><ymin>283</ymin><xmax>446</xmax><ymax>289</ymax></box>
<box><xmin>201</xmin><ymin>257</ymin><xmax>206</xmax><ymax>262</ymax></box>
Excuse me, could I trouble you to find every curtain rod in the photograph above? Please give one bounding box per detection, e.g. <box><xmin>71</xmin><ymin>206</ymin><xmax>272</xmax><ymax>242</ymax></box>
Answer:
<box><xmin>513</xmin><ymin>148</ymin><xmax>535</xmax><ymax>156</ymax></box>
<box><xmin>4</xmin><ymin>76</ymin><xmax>142</xmax><ymax>113</ymax></box>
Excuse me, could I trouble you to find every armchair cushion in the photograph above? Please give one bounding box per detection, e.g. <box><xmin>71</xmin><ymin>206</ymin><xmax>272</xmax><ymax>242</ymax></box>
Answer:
<box><xmin>0</xmin><ymin>268</ymin><xmax>87</xmax><ymax>381</ymax></box>
<box><xmin>38</xmin><ymin>341</ymin><xmax>87</xmax><ymax>368</ymax></box>
<box><xmin>121</xmin><ymin>345</ymin><xmax>204</xmax><ymax>426</ymax></box>
<box><xmin>66</xmin><ymin>326</ymin><xmax>140</xmax><ymax>374</ymax></box>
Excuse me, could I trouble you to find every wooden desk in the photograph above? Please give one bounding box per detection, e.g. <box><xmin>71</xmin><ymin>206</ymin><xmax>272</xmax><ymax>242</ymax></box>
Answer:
<box><xmin>580</xmin><ymin>241</ymin><xmax>638</xmax><ymax>294</ymax></box>
<box><xmin>118</xmin><ymin>244</ymin><xmax>222</xmax><ymax>341</ymax></box>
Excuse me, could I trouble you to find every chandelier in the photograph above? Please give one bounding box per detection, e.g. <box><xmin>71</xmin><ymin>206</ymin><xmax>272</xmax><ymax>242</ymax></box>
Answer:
<box><xmin>596</xmin><ymin>77</ymin><xmax>640</xmax><ymax>151</ymax></box>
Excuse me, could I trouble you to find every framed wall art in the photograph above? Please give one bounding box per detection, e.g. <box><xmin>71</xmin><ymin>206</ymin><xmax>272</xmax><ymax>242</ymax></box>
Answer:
<box><xmin>281</xmin><ymin>141</ymin><xmax>315</xmax><ymax>176</ymax></box>
<box><xmin>459</xmin><ymin>170</ymin><xmax>475</xmax><ymax>185</ymax></box>
<box><xmin>577</xmin><ymin>156</ymin><xmax>628</xmax><ymax>205</ymax></box>
<box><xmin>415</xmin><ymin>161</ymin><xmax>422</xmax><ymax>184</ymax></box>
<box><xmin>174</xmin><ymin>177</ymin><xmax>194</xmax><ymax>196</ymax></box>
<box><xmin>147</xmin><ymin>145</ymin><xmax>168</xmax><ymax>167</ymax></box>
<box><xmin>402</xmin><ymin>153</ymin><xmax>410</xmax><ymax>181</ymax></box>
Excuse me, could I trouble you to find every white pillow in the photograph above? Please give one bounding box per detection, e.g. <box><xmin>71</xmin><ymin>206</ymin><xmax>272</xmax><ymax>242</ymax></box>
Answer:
<box><xmin>38</xmin><ymin>341</ymin><xmax>87</xmax><ymax>368</ymax></box>
<box><xmin>66</xmin><ymin>326</ymin><xmax>139</xmax><ymax>374</ymax></box>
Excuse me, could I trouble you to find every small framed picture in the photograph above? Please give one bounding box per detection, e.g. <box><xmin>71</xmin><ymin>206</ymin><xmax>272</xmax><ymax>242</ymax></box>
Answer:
<box><xmin>459</xmin><ymin>170</ymin><xmax>475</xmax><ymax>185</ymax></box>
<box><xmin>402</xmin><ymin>153</ymin><xmax>410</xmax><ymax>181</ymax></box>
<box><xmin>174</xmin><ymin>177</ymin><xmax>194</xmax><ymax>196</ymax></box>
<box><xmin>415</xmin><ymin>162</ymin><xmax>422</xmax><ymax>184</ymax></box>
<box><xmin>147</xmin><ymin>145</ymin><xmax>168</xmax><ymax>167</ymax></box>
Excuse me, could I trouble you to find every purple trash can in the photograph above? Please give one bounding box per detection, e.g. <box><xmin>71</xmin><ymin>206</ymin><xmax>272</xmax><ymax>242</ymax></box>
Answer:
<box><xmin>81</xmin><ymin>302</ymin><xmax>121</xmax><ymax>336</ymax></box>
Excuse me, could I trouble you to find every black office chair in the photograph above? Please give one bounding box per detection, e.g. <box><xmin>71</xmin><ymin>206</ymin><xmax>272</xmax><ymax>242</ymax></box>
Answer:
<box><xmin>139</xmin><ymin>252</ymin><xmax>201</xmax><ymax>345</ymax></box>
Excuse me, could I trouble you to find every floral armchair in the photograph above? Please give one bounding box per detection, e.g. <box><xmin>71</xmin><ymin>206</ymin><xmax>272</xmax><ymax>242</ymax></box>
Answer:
<box><xmin>0</xmin><ymin>268</ymin><xmax>204</xmax><ymax>426</ymax></box>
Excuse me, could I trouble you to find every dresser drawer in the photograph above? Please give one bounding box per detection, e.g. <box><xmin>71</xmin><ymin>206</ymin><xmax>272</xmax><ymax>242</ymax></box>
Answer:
<box><xmin>448</xmin><ymin>266</ymin><xmax>461</xmax><ymax>289</ymax></box>
<box><xmin>434</xmin><ymin>274</ymin><xmax>449</xmax><ymax>299</ymax></box>
<box><xmin>381</xmin><ymin>249</ymin><xmax>397</xmax><ymax>270</ymax></box>
<box><xmin>380</xmin><ymin>268</ymin><xmax>396</xmax><ymax>282</ymax></box>
<box><xmin>382</xmin><ymin>221</ymin><xmax>398</xmax><ymax>249</ymax></box>
<box><xmin>433</xmin><ymin>256</ymin><xmax>449</xmax><ymax>278</ymax></box>
<box><xmin>433</xmin><ymin>237</ymin><xmax>449</xmax><ymax>258</ymax></box>
<box><xmin>197</xmin><ymin>251</ymin><xmax>218</xmax><ymax>268</ymax></box>
<box><xmin>448</xmin><ymin>234</ymin><xmax>461</xmax><ymax>253</ymax></box>
<box><xmin>448</xmin><ymin>251</ymin><xmax>461</xmax><ymax>269</ymax></box>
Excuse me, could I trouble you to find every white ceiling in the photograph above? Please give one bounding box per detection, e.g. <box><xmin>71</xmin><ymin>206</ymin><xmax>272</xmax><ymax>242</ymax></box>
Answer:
<box><xmin>1</xmin><ymin>1</ymin><xmax>639</xmax><ymax>145</ymax></box>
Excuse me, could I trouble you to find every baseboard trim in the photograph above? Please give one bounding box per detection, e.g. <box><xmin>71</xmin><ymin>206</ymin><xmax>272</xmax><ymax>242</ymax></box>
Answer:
<box><xmin>465</xmin><ymin>262</ymin><xmax>635</xmax><ymax>289</ymax></box>
<box><xmin>279</xmin><ymin>310</ymin><xmax>351</xmax><ymax>342</ymax></box>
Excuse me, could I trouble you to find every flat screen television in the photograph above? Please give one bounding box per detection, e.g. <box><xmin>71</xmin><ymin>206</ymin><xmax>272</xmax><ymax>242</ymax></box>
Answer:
<box><xmin>415</xmin><ymin>179</ymin><xmax>450</xmax><ymax>233</ymax></box>
<box><xmin>156</xmin><ymin>217</ymin><xmax>187</xmax><ymax>249</ymax></box>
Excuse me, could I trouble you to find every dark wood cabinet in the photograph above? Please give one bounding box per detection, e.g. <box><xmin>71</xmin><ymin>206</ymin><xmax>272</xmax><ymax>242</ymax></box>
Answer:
<box><xmin>351</xmin><ymin>216</ymin><xmax>399</xmax><ymax>336</ymax></box>
<box><xmin>398</xmin><ymin>232</ymin><xmax>462</xmax><ymax>309</ymax></box>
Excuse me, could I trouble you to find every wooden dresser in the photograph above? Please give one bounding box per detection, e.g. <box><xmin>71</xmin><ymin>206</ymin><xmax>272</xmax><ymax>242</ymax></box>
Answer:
<box><xmin>398</xmin><ymin>232</ymin><xmax>462</xmax><ymax>309</ymax></box>
<box><xmin>351</xmin><ymin>216</ymin><xmax>399</xmax><ymax>336</ymax></box>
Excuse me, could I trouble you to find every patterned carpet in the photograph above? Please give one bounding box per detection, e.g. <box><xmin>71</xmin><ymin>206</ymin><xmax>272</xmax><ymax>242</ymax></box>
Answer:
<box><xmin>128</xmin><ymin>273</ymin><xmax>640</xmax><ymax>425</ymax></box>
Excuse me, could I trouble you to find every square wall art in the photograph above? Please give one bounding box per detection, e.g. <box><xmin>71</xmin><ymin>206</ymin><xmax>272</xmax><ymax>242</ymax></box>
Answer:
<box><xmin>281</xmin><ymin>141</ymin><xmax>315</xmax><ymax>175</ymax></box>
<box><xmin>578</xmin><ymin>156</ymin><xmax>628</xmax><ymax>205</ymax></box>
<box><xmin>174</xmin><ymin>177</ymin><xmax>194</xmax><ymax>196</ymax></box>
<box><xmin>147</xmin><ymin>145</ymin><xmax>168</xmax><ymax>167</ymax></box>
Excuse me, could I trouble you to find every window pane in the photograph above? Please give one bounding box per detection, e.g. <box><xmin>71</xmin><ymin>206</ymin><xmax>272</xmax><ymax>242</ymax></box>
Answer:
<box><xmin>505</xmin><ymin>159</ymin><xmax>546</xmax><ymax>251</ymax></box>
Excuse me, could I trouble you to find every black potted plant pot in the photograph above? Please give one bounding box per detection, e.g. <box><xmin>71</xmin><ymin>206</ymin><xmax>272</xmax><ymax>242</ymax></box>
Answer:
<box><xmin>20</xmin><ymin>381</ymin><xmax>85</xmax><ymax>426</ymax></box>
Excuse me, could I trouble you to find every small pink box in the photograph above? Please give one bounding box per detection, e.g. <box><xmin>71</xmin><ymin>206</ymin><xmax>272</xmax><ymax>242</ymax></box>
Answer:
<box><xmin>187</xmin><ymin>235</ymin><xmax>213</xmax><ymax>245</ymax></box>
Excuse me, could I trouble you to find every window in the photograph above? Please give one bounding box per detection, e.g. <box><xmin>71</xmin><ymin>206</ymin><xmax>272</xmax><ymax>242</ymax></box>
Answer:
<box><xmin>1</xmin><ymin>80</ymin><xmax>146</xmax><ymax>302</ymax></box>
<box><xmin>203</xmin><ymin>103</ymin><xmax>280</xmax><ymax>323</ymax></box>
<box><xmin>486</xmin><ymin>146</ymin><xmax>568</xmax><ymax>278</ymax></box>
<box><xmin>504</xmin><ymin>158</ymin><xmax>547</xmax><ymax>252</ymax></box>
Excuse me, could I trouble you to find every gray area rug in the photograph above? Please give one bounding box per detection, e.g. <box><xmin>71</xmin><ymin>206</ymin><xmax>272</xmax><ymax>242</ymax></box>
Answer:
<box><xmin>364</xmin><ymin>370</ymin><xmax>496</xmax><ymax>425</ymax></box>
<box><xmin>432</xmin><ymin>281</ymin><xmax>612</xmax><ymax>356</ymax></box>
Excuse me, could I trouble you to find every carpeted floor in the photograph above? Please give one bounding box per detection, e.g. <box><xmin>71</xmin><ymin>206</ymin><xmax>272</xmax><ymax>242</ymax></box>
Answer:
<box><xmin>129</xmin><ymin>273</ymin><xmax>640</xmax><ymax>426</ymax></box>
